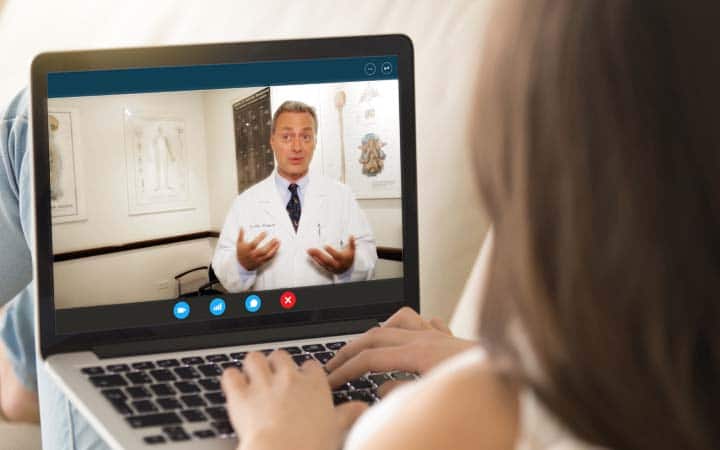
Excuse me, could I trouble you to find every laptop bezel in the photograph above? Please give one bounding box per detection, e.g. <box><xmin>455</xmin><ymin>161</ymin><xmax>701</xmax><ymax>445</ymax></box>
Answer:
<box><xmin>31</xmin><ymin>34</ymin><xmax>418</xmax><ymax>359</ymax></box>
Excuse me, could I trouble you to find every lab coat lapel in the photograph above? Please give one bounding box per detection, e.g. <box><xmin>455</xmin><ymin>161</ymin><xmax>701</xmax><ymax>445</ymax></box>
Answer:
<box><xmin>256</xmin><ymin>176</ymin><xmax>295</xmax><ymax>238</ymax></box>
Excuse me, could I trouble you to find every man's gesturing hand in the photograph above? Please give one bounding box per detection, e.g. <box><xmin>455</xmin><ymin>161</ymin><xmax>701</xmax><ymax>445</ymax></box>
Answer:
<box><xmin>236</xmin><ymin>228</ymin><xmax>280</xmax><ymax>271</ymax></box>
<box><xmin>307</xmin><ymin>235</ymin><xmax>356</xmax><ymax>274</ymax></box>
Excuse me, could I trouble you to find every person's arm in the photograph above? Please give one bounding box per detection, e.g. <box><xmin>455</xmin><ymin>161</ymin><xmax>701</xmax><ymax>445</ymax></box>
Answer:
<box><xmin>211</xmin><ymin>199</ymin><xmax>258</xmax><ymax>292</ymax></box>
<box><xmin>345</xmin><ymin>360</ymin><xmax>519</xmax><ymax>450</ymax></box>
<box><xmin>0</xmin><ymin>88</ymin><xmax>40</xmax><ymax>422</ymax></box>
<box><xmin>221</xmin><ymin>342</ymin><xmax>519</xmax><ymax>450</ymax></box>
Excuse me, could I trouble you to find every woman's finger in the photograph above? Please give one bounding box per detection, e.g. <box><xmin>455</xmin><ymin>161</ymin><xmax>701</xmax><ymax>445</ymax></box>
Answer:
<box><xmin>243</xmin><ymin>351</ymin><xmax>273</xmax><ymax>385</ymax></box>
<box><xmin>383</xmin><ymin>306</ymin><xmax>431</xmax><ymax>331</ymax></box>
<box><xmin>325</xmin><ymin>327</ymin><xmax>414</xmax><ymax>373</ymax></box>
<box><xmin>327</xmin><ymin>346</ymin><xmax>410</xmax><ymax>388</ymax></box>
<box><xmin>268</xmin><ymin>349</ymin><xmax>296</xmax><ymax>375</ymax></box>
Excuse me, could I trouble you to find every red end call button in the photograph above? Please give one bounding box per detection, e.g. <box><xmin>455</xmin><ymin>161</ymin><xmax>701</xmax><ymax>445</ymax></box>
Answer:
<box><xmin>280</xmin><ymin>291</ymin><xmax>297</xmax><ymax>310</ymax></box>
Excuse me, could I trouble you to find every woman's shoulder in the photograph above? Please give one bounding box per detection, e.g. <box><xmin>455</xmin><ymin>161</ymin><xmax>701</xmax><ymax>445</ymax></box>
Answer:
<box><xmin>346</xmin><ymin>349</ymin><xmax>519</xmax><ymax>450</ymax></box>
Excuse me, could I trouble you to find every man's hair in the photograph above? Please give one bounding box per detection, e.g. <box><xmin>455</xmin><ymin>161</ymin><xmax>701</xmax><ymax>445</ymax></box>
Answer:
<box><xmin>477</xmin><ymin>1</ymin><xmax>720</xmax><ymax>449</ymax></box>
<box><xmin>271</xmin><ymin>100</ymin><xmax>318</xmax><ymax>135</ymax></box>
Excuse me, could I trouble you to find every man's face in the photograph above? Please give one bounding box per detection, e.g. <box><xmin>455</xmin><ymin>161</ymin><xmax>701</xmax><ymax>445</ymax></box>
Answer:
<box><xmin>270</xmin><ymin>111</ymin><xmax>316</xmax><ymax>181</ymax></box>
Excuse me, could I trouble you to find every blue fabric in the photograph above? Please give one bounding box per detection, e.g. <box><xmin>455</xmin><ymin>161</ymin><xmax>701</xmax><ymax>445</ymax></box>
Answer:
<box><xmin>0</xmin><ymin>89</ymin><xmax>108</xmax><ymax>449</ymax></box>
<box><xmin>0</xmin><ymin>89</ymin><xmax>36</xmax><ymax>391</ymax></box>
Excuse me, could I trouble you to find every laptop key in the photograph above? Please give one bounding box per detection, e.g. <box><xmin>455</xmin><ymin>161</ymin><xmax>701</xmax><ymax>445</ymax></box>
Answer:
<box><xmin>143</xmin><ymin>435</ymin><xmax>166</xmax><ymax>445</ymax></box>
<box><xmin>180</xmin><ymin>394</ymin><xmax>206</xmax><ymax>408</ymax></box>
<box><xmin>259</xmin><ymin>349</ymin><xmax>274</xmax><ymax>355</ymax></box>
<box><xmin>229</xmin><ymin>352</ymin><xmax>247</xmax><ymax>360</ymax></box>
<box><xmin>206</xmin><ymin>354</ymin><xmax>229</xmax><ymax>363</ymax></box>
<box><xmin>81</xmin><ymin>366</ymin><xmax>104</xmax><ymax>375</ymax></box>
<box><xmin>391</xmin><ymin>371</ymin><xmax>419</xmax><ymax>381</ymax></box>
<box><xmin>174</xmin><ymin>381</ymin><xmax>201</xmax><ymax>394</ymax></box>
<box><xmin>106</xmin><ymin>364</ymin><xmax>130</xmax><ymax>372</ymax></box>
<box><xmin>325</xmin><ymin>341</ymin><xmax>346</xmax><ymax>350</ymax></box>
<box><xmin>157</xmin><ymin>397</ymin><xmax>183</xmax><ymax>411</ymax></box>
<box><xmin>180</xmin><ymin>356</ymin><xmax>204</xmax><ymax>365</ymax></box>
<box><xmin>368</xmin><ymin>373</ymin><xmax>392</xmax><ymax>386</ymax></box>
<box><xmin>347</xmin><ymin>389</ymin><xmax>376</xmax><ymax>404</ymax></box>
<box><xmin>109</xmin><ymin>398</ymin><xmax>133</xmax><ymax>416</ymax></box>
<box><xmin>149</xmin><ymin>369</ymin><xmax>176</xmax><ymax>382</ymax></box>
<box><xmin>89</xmin><ymin>374</ymin><xmax>127</xmax><ymax>388</ymax></box>
<box><xmin>174</xmin><ymin>366</ymin><xmax>201</xmax><ymax>379</ymax></box>
<box><xmin>163</xmin><ymin>425</ymin><xmax>191</xmax><ymax>442</ymax></box>
<box><xmin>280</xmin><ymin>346</ymin><xmax>302</xmax><ymax>355</ymax></box>
<box><xmin>132</xmin><ymin>400</ymin><xmax>158</xmax><ymax>414</ymax></box>
<box><xmin>347</xmin><ymin>378</ymin><xmax>373</xmax><ymax>390</ymax></box>
<box><xmin>302</xmin><ymin>344</ymin><xmax>325</xmax><ymax>353</ymax></box>
<box><xmin>332</xmin><ymin>391</ymin><xmax>350</xmax><ymax>405</ymax></box>
<box><xmin>221</xmin><ymin>361</ymin><xmax>242</xmax><ymax>370</ymax></box>
<box><xmin>180</xmin><ymin>409</ymin><xmax>207</xmax><ymax>423</ymax></box>
<box><xmin>101</xmin><ymin>388</ymin><xmax>126</xmax><ymax>401</ymax></box>
<box><xmin>292</xmin><ymin>354</ymin><xmax>314</xmax><ymax>365</ymax></box>
<box><xmin>194</xmin><ymin>429</ymin><xmax>217</xmax><ymax>439</ymax></box>
<box><xmin>314</xmin><ymin>351</ymin><xmax>335</xmax><ymax>364</ymax></box>
<box><xmin>126</xmin><ymin>386</ymin><xmax>152</xmax><ymax>399</ymax></box>
<box><xmin>131</xmin><ymin>361</ymin><xmax>155</xmax><ymax>370</ymax></box>
<box><xmin>211</xmin><ymin>420</ymin><xmax>234</xmax><ymax>435</ymax></box>
<box><xmin>206</xmin><ymin>406</ymin><xmax>229</xmax><ymax>421</ymax></box>
<box><xmin>156</xmin><ymin>359</ymin><xmax>180</xmax><ymax>368</ymax></box>
<box><xmin>198</xmin><ymin>378</ymin><xmax>221</xmax><ymax>392</ymax></box>
<box><xmin>150</xmin><ymin>383</ymin><xmax>175</xmax><ymax>397</ymax></box>
<box><xmin>126</xmin><ymin>372</ymin><xmax>152</xmax><ymax>385</ymax></box>
<box><xmin>127</xmin><ymin>412</ymin><xmax>181</xmax><ymax>428</ymax></box>
<box><xmin>205</xmin><ymin>392</ymin><xmax>226</xmax><ymax>405</ymax></box>
<box><xmin>198</xmin><ymin>364</ymin><xmax>222</xmax><ymax>377</ymax></box>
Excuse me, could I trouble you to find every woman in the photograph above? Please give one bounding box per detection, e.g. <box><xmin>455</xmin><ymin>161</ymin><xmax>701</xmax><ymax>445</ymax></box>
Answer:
<box><xmin>221</xmin><ymin>1</ymin><xmax>720</xmax><ymax>449</ymax></box>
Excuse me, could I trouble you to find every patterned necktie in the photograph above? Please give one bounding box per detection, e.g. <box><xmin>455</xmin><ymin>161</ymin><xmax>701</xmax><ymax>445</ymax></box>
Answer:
<box><xmin>287</xmin><ymin>183</ymin><xmax>301</xmax><ymax>232</ymax></box>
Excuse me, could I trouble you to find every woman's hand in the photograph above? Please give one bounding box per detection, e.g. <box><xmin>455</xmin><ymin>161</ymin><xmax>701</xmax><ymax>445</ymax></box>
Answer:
<box><xmin>325</xmin><ymin>307</ymin><xmax>476</xmax><ymax>395</ymax></box>
<box><xmin>222</xmin><ymin>350</ymin><xmax>367</xmax><ymax>450</ymax></box>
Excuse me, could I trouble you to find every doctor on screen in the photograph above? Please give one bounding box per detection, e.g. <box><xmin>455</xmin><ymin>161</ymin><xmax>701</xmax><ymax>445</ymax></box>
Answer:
<box><xmin>212</xmin><ymin>100</ymin><xmax>378</xmax><ymax>293</ymax></box>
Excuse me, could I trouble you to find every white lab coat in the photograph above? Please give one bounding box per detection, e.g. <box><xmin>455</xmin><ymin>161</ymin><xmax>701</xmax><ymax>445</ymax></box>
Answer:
<box><xmin>212</xmin><ymin>172</ymin><xmax>377</xmax><ymax>292</ymax></box>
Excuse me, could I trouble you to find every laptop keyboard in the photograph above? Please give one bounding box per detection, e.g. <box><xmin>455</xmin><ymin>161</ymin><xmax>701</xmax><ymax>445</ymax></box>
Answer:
<box><xmin>80</xmin><ymin>341</ymin><xmax>419</xmax><ymax>445</ymax></box>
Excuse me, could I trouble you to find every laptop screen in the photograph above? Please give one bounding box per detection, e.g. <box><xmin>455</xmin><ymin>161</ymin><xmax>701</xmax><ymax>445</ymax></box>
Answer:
<box><xmin>43</xmin><ymin>50</ymin><xmax>413</xmax><ymax>336</ymax></box>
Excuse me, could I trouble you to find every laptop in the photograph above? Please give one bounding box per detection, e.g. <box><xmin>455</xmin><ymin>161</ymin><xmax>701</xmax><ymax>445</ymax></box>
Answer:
<box><xmin>29</xmin><ymin>35</ymin><xmax>417</xmax><ymax>448</ymax></box>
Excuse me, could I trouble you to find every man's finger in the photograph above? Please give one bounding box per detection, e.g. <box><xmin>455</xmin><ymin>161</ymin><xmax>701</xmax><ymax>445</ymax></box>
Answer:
<box><xmin>307</xmin><ymin>248</ymin><xmax>339</xmax><ymax>271</ymax></box>
<box><xmin>254</xmin><ymin>239</ymin><xmax>279</xmax><ymax>259</ymax></box>
<box><xmin>325</xmin><ymin>327</ymin><xmax>413</xmax><ymax>373</ymax></box>
<box><xmin>248</xmin><ymin>231</ymin><xmax>267</xmax><ymax>249</ymax></box>
<box><xmin>335</xmin><ymin>401</ymin><xmax>369</xmax><ymax>431</ymax></box>
<box><xmin>237</xmin><ymin>227</ymin><xmax>245</xmax><ymax>243</ymax></box>
<box><xmin>324</xmin><ymin>245</ymin><xmax>343</xmax><ymax>260</ymax></box>
<box><xmin>348</xmin><ymin>235</ymin><xmax>356</xmax><ymax>251</ymax></box>
<box><xmin>327</xmin><ymin>347</ymin><xmax>410</xmax><ymax>388</ymax></box>
<box><xmin>258</xmin><ymin>241</ymin><xmax>280</xmax><ymax>263</ymax></box>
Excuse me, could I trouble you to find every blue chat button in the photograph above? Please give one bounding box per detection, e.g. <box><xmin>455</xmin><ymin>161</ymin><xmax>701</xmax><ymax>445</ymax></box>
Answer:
<box><xmin>245</xmin><ymin>295</ymin><xmax>262</xmax><ymax>313</ymax></box>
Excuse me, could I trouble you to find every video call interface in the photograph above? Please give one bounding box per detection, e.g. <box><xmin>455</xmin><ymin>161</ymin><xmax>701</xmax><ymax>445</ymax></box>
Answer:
<box><xmin>47</xmin><ymin>56</ymin><xmax>406</xmax><ymax>333</ymax></box>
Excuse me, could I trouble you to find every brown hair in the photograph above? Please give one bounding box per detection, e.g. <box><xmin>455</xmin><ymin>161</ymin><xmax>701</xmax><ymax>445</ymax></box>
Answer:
<box><xmin>271</xmin><ymin>100</ymin><xmax>318</xmax><ymax>135</ymax></box>
<box><xmin>476</xmin><ymin>1</ymin><xmax>720</xmax><ymax>449</ymax></box>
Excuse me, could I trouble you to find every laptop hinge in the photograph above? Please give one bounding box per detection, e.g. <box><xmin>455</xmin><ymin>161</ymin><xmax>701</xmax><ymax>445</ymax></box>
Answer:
<box><xmin>92</xmin><ymin>319</ymin><xmax>379</xmax><ymax>359</ymax></box>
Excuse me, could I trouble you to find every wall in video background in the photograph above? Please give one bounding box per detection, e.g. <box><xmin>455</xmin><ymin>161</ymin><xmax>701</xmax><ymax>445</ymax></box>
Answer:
<box><xmin>50</xmin><ymin>80</ymin><xmax>403</xmax><ymax>309</ymax></box>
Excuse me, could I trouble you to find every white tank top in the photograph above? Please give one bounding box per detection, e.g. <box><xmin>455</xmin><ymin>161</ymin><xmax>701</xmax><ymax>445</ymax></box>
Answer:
<box><xmin>344</xmin><ymin>347</ymin><xmax>603</xmax><ymax>450</ymax></box>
